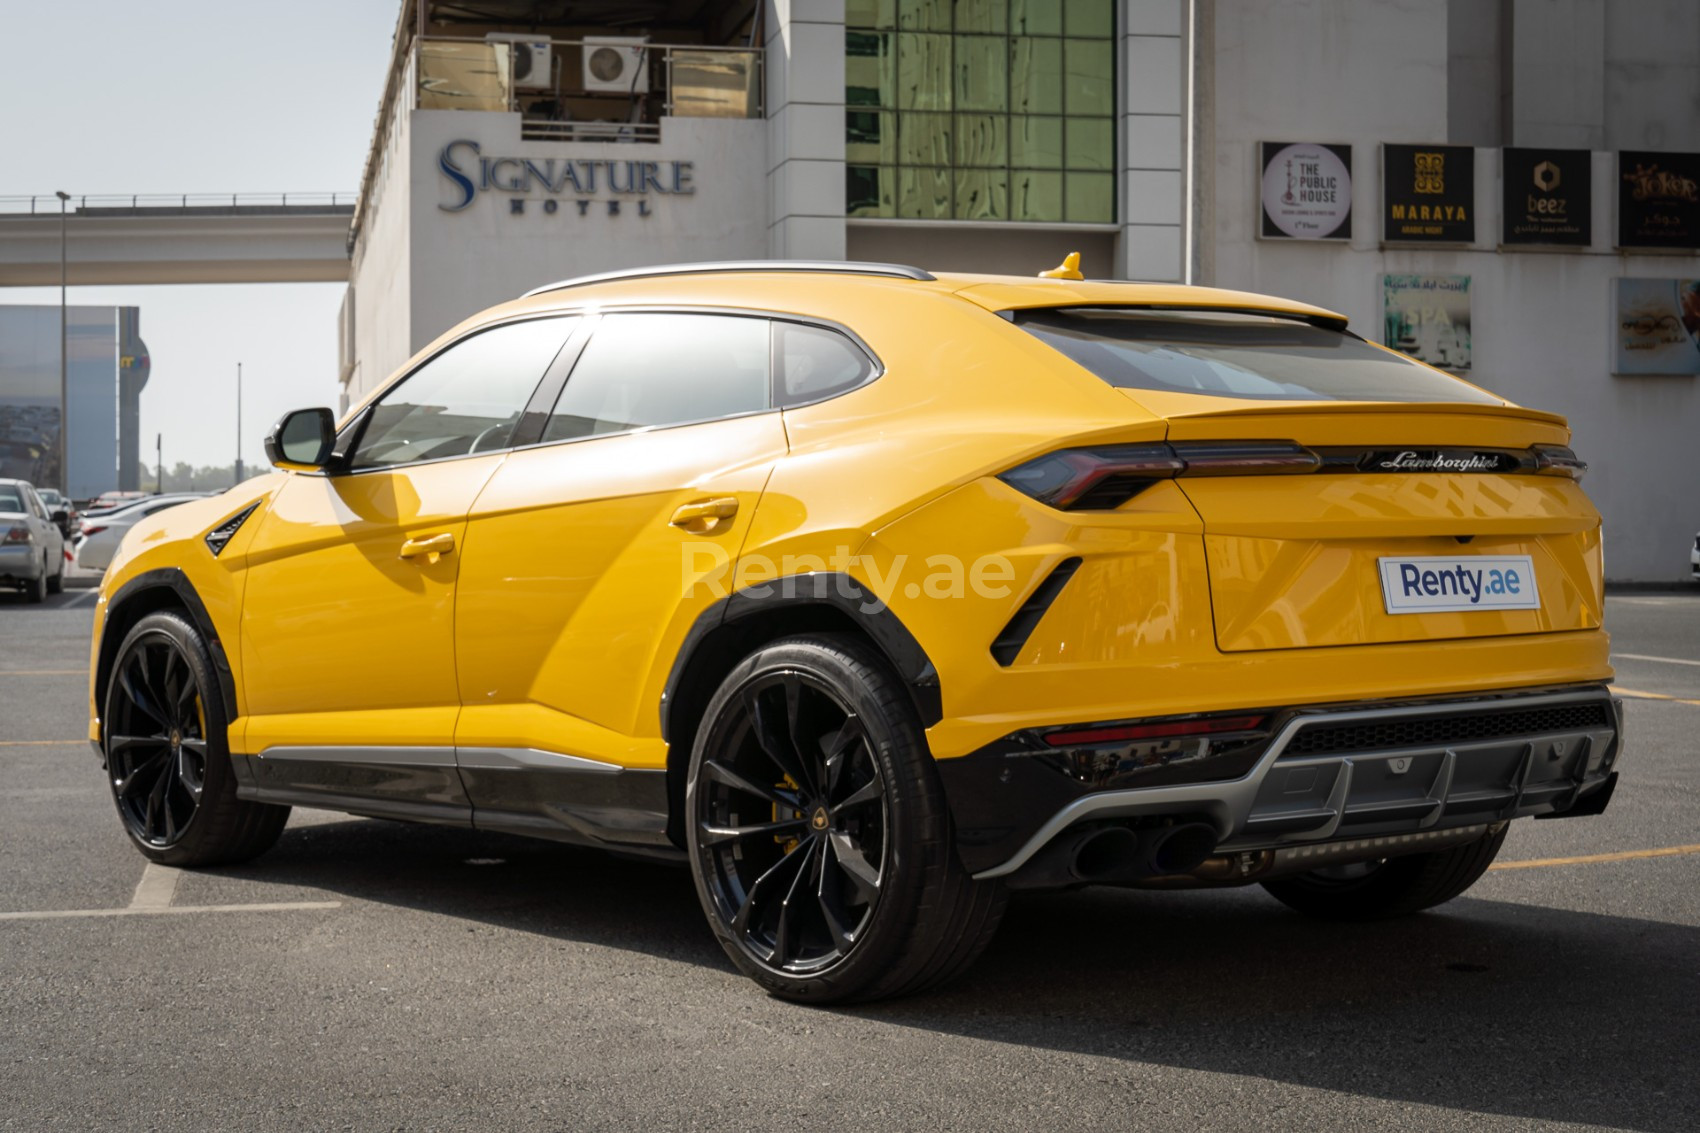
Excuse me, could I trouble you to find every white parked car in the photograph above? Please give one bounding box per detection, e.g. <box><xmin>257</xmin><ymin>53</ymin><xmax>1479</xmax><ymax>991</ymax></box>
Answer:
<box><xmin>0</xmin><ymin>478</ymin><xmax>66</xmax><ymax>602</ymax></box>
<box><xmin>72</xmin><ymin>494</ymin><xmax>204</xmax><ymax>573</ymax></box>
<box><xmin>1691</xmin><ymin>530</ymin><xmax>1699</xmax><ymax>581</ymax></box>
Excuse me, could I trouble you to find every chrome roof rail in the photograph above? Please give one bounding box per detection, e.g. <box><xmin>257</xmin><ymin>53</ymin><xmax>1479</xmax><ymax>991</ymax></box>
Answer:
<box><xmin>521</xmin><ymin>260</ymin><xmax>935</xmax><ymax>298</ymax></box>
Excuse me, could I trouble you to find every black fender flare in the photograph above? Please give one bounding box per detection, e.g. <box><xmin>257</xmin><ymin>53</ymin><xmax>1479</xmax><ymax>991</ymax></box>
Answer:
<box><xmin>97</xmin><ymin>568</ymin><xmax>240</xmax><ymax>733</ymax></box>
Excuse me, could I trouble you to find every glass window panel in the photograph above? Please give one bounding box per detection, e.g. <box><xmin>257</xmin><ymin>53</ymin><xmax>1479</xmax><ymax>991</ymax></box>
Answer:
<box><xmin>1064</xmin><ymin>117</ymin><xmax>1113</xmax><ymax>170</ymax></box>
<box><xmin>847</xmin><ymin>0</ymin><xmax>897</xmax><ymax>28</ymax></box>
<box><xmin>1011</xmin><ymin>115</ymin><xmax>1064</xmax><ymax>168</ymax></box>
<box><xmin>1012</xmin><ymin>169</ymin><xmax>1064</xmax><ymax>220</ymax></box>
<box><xmin>953</xmin><ymin>0</ymin><xmax>1006</xmax><ymax>34</ymax></box>
<box><xmin>954</xmin><ymin>113</ymin><xmax>1007</xmax><ymax>167</ymax></box>
<box><xmin>774</xmin><ymin>323</ymin><xmax>875</xmax><ymax>407</ymax></box>
<box><xmin>847</xmin><ymin>165</ymin><xmax>896</xmax><ymax>216</ymax></box>
<box><xmin>1065</xmin><ymin>171</ymin><xmax>1115</xmax><ymax>222</ymax></box>
<box><xmin>898</xmin><ymin>167</ymin><xmax>953</xmax><ymax>218</ymax></box>
<box><xmin>544</xmin><ymin>314</ymin><xmax>769</xmax><ymax>442</ymax></box>
<box><xmin>845</xmin><ymin>32</ymin><xmax>894</xmax><ymax>107</ymax></box>
<box><xmin>353</xmin><ymin>317</ymin><xmax>577</xmax><ymax>468</ymax></box>
<box><xmin>898</xmin><ymin>111</ymin><xmax>953</xmax><ymax>164</ymax></box>
<box><xmin>1063</xmin><ymin>0</ymin><xmax>1114</xmax><ymax>37</ymax></box>
<box><xmin>847</xmin><ymin>111</ymin><xmax>898</xmax><ymax>164</ymax></box>
<box><xmin>953</xmin><ymin>35</ymin><xmax>1006</xmax><ymax>111</ymax></box>
<box><xmin>1010</xmin><ymin>37</ymin><xmax>1062</xmax><ymax>114</ymax></box>
<box><xmin>899</xmin><ymin>0</ymin><xmax>951</xmax><ymax>30</ymax></box>
<box><xmin>953</xmin><ymin>169</ymin><xmax>1008</xmax><ymax>219</ymax></box>
<box><xmin>1010</xmin><ymin>0</ymin><xmax>1062</xmax><ymax>35</ymax></box>
<box><xmin>1064</xmin><ymin>38</ymin><xmax>1114</xmax><ymax>116</ymax></box>
<box><xmin>897</xmin><ymin>33</ymin><xmax>952</xmax><ymax>110</ymax></box>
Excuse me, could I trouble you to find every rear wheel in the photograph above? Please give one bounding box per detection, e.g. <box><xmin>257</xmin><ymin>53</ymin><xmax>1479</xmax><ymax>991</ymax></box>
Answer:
<box><xmin>103</xmin><ymin>611</ymin><xmax>289</xmax><ymax>866</ymax></box>
<box><xmin>1261</xmin><ymin>826</ymin><xmax>1508</xmax><ymax>921</ymax></box>
<box><xmin>22</xmin><ymin>562</ymin><xmax>46</xmax><ymax>603</ymax></box>
<box><xmin>46</xmin><ymin>551</ymin><xmax>64</xmax><ymax>594</ymax></box>
<box><xmin>685</xmin><ymin>633</ymin><xmax>1005</xmax><ymax>1003</ymax></box>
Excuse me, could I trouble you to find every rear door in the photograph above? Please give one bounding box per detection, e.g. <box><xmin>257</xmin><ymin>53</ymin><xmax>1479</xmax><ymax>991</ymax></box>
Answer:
<box><xmin>453</xmin><ymin>310</ymin><xmax>790</xmax><ymax>841</ymax></box>
<box><xmin>1013</xmin><ymin>308</ymin><xmax>1603</xmax><ymax>652</ymax></box>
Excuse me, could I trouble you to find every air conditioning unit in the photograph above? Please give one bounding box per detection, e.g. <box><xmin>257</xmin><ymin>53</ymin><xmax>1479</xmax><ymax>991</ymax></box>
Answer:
<box><xmin>582</xmin><ymin>36</ymin><xmax>649</xmax><ymax>94</ymax></box>
<box><xmin>485</xmin><ymin>33</ymin><xmax>553</xmax><ymax>90</ymax></box>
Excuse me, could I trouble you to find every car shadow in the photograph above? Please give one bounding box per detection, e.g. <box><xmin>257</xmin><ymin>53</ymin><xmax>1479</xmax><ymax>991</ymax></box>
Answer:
<box><xmin>223</xmin><ymin>816</ymin><xmax>1697</xmax><ymax>1131</ymax></box>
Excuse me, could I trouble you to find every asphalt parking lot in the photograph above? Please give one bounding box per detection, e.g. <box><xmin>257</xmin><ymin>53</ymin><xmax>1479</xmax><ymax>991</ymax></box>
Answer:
<box><xmin>2</xmin><ymin>584</ymin><xmax>1696</xmax><ymax>1132</ymax></box>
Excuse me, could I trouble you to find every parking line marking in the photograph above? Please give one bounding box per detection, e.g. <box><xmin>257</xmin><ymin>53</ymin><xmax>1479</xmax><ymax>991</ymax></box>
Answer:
<box><xmin>0</xmin><ymin>901</ymin><xmax>342</xmax><ymax>922</ymax></box>
<box><xmin>1609</xmin><ymin>685</ymin><xmax>1700</xmax><ymax>707</ymax></box>
<box><xmin>0</xmin><ymin>669</ymin><xmax>88</xmax><ymax>676</ymax></box>
<box><xmin>1614</xmin><ymin>652</ymin><xmax>1700</xmax><ymax>668</ymax></box>
<box><xmin>0</xmin><ymin>740</ymin><xmax>88</xmax><ymax>746</ymax></box>
<box><xmin>130</xmin><ymin>863</ymin><xmax>181</xmax><ymax>910</ymax></box>
<box><xmin>1490</xmin><ymin>843</ymin><xmax>1700</xmax><ymax>871</ymax></box>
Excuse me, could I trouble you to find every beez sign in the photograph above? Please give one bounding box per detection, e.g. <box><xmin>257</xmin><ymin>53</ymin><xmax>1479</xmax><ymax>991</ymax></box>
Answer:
<box><xmin>1382</xmin><ymin>144</ymin><xmax>1475</xmax><ymax>244</ymax></box>
<box><xmin>1503</xmin><ymin>147</ymin><xmax>1591</xmax><ymax>246</ymax></box>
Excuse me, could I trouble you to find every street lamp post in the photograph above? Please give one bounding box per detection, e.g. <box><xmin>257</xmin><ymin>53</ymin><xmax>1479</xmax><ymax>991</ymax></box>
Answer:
<box><xmin>235</xmin><ymin>362</ymin><xmax>243</xmax><ymax>485</ymax></box>
<box><xmin>55</xmin><ymin>190</ymin><xmax>69</xmax><ymax>496</ymax></box>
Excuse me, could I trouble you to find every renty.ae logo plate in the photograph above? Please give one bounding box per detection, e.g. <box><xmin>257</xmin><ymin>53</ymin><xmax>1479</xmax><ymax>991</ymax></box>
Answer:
<box><xmin>1378</xmin><ymin>555</ymin><xmax>1541</xmax><ymax>614</ymax></box>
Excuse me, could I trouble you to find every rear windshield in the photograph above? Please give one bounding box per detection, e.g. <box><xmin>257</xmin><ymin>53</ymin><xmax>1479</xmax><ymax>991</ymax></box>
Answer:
<box><xmin>1014</xmin><ymin>308</ymin><xmax>1499</xmax><ymax>404</ymax></box>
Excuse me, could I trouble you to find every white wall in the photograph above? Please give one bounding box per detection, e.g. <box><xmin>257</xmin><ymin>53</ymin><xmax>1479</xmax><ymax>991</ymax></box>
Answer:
<box><xmin>346</xmin><ymin>93</ymin><xmax>414</xmax><ymax>403</ymax></box>
<box><xmin>1208</xmin><ymin>0</ymin><xmax>1700</xmax><ymax>581</ymax></box>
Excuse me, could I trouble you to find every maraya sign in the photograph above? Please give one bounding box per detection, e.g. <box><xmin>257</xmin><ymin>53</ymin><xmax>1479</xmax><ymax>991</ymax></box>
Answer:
<box><xmin>438</xmin><ymin>139</ymin><xmax>696</xmax><ymax>214</ymax></box>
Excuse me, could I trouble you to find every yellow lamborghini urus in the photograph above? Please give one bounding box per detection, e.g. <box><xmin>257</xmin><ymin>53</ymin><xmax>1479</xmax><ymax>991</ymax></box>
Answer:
<box><xmin>88</xmin><ymin>259</ymin><xmax>1621</xmax><ymax>1003</ymax></box>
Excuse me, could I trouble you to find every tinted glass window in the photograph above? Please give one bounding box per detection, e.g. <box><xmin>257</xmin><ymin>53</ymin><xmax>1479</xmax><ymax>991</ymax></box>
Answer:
<box><xmin>0</xmin><ymin>487</ymin><xmax>25</xmax><ymax>513</ymax></box>
<box><xmin>773</xmin><ymin>322</ymin><xmax>875</xmax><ymax>407</ymax></box>
<box><xmin>1016</xmin><ymin>309</ymin><xmax>1500</xmax><ymax>404</ymax></box>
<box><xmin>543</xmin><ymin>313</ymin><xmax>769</xmax><ymax>442</ymax></box>
<box><xmin>352</xmin><ymin>317</ymin><xmax>577</xmax><ymax>469</ymax></box>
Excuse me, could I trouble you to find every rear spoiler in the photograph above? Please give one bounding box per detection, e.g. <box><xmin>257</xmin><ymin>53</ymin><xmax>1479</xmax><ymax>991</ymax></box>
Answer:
<box><xmin>998</xmin><ymin>304</ymin><xmax>1350</xmax><ymax>334</ymax></box>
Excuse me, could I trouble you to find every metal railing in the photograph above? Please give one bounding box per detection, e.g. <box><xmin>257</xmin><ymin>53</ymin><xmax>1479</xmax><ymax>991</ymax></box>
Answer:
<box><xmin>0</xmin><ymin>192</ymin><xmax>358</xmax><ymax>215</ymax></box>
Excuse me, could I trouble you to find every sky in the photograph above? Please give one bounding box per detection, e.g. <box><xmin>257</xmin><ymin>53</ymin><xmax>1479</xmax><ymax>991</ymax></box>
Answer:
<box><xmin>0</xmin><ymin>0</ymin><xmax>401</xmax><ymax>469</ymax></box>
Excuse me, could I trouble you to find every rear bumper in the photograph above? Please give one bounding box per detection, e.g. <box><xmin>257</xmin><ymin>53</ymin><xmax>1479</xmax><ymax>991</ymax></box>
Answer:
<box><xmin>0</xmin><ymin>543</ymin><xmax>41</xmax><ymax>580</ymax></box>
<box><xmin>942</xmin><ymin>683</ymin><xmax>1623</xmax><ymax>880</ymax></box>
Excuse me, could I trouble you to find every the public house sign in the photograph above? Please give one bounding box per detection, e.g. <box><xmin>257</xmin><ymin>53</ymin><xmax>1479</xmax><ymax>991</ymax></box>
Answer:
<box><xmin>437</xmin><ymin>139</ymin><xmax>695</xmax><ymax>216</ymax></box>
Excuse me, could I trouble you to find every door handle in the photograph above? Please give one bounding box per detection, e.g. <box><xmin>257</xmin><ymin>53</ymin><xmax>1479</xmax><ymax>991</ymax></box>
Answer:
<box><xmin>399</xmin><ymin>532</ymin><xmax>456</xmax><ymax>562</ymax></box>
<box><xmin>669</xmin><ymin>497</ymin><xmax>739</xmax><ymax>535</ymax></box>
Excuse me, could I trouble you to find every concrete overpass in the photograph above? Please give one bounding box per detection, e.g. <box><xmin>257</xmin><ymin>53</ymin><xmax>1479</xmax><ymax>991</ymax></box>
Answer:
<box><xmin>0</xmin><ymin>194</ymin><xmax>353</xmax><ymax>286</ymax></box>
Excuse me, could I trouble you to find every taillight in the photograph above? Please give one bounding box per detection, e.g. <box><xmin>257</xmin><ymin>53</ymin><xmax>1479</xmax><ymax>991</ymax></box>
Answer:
<box><xmin>998</xmin><ymin>441</ymin><xmax>1317</xmax><ymax>510</ymax></box>
<box><xmin>1532</xmin><ymin>444</ymin><xmax>1588</xmax><ymax>480</ymax></box>
<box><xmin>3</xmin><ymin>525</ymin><xmax>32</xmax><ymax>544</ymax></box>
<box><xmin>79</xmin><ymin>524</ymin><xmax>106</xmax><ymax>537</ymax></box>
<box><xmin>1039</xmin><ymin>712</ymin><xmax>1276</xmax><ymax>790</ymax></box>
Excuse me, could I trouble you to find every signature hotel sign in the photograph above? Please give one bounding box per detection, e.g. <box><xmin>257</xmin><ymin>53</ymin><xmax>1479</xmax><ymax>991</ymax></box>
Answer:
<box><xmin>1382</xmin><ymin>144</ymin><xmax>1474</xmax><ymax>243</ymax></box>
<box><xmin>1260</xmin><ymin>142</ymin><xmax>1352</xmax><ymax>239</ymax></box>
<box><xmin>437</xmin><ymin>139</ymin><xmax>695</xmax><ymax>216</ymax></box>
<box><xmin>1502</xmin><ymin>147</ymin><xmax>1591</xmax><ymax>246</ymax></box>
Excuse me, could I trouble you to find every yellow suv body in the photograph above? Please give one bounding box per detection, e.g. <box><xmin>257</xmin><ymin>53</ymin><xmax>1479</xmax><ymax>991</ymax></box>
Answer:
<box><xmin>88</xmin><ymin>262</ymin><xmax>1621</xmax><ymax>1002</ymax></box>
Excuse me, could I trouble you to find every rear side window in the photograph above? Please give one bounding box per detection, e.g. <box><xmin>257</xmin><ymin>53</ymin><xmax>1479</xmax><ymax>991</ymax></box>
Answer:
<box><xmin>544</xmin><ymin>313</ymin><xmax>769</xmax><ymax>442</ymax></box>
<box><xmin>773</xmin><ymin>322</ymin><xmax>874</xmax><ymax>407</ymax></box>
<box><xmin>1015</xmin><ymin>308</ymin><xmax>1499</xmax><ymax>404</ymax></box>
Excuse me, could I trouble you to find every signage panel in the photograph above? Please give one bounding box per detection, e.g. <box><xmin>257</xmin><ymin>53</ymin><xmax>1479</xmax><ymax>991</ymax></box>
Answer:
<box><xmin>1382</xmin><ymin>143</ymin><xmax>1474</xmax><ymax>244</ymax></box>
<box><xmin>1618</xmin><ymin>150</ymin><xmax>1700</xmax><ymax>249</ymax></box>
<box><xmin>1502</xmin><ymin>147</ymin><xmax>1591</xmax><ymax>246</ymax></box>
<box><xmin>1382</xmin><ymin>274</ymin><xmax>1472</xmax><ymax>372</ymax></box>
<box><xmin>1614</xmin><ymin>278</ymin><xmax>1700</xmax><ymax>375</ymax></box>
<box><xmin>1259</xmin><ymin>142</ymin><xmax>1353</xmax><ymax>240</ymax></box>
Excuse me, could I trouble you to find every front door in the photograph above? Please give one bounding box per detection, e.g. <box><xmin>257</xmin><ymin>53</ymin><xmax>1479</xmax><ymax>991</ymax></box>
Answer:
<box><xmin>237</xmin><ymin>314</ymin><xmax>580</xmax><ymax>818</ymax></box>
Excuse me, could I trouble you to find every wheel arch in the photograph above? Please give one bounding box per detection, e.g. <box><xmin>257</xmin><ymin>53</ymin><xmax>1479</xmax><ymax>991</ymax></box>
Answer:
<box><xmin>659</xmin><ymin>573</ymin><xmax>942</xmax><ymax>848</ymax></box>
<box><xmin>96</xmin><ymin>569</ymin><xmax>239</xmax><ymax>743</ymax></box>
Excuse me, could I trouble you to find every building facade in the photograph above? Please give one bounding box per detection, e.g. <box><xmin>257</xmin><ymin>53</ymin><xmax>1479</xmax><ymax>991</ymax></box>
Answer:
<box><xmin>345</xmin><ymin>0</ymin><xmax>1700</xmax><ymax>580</ymax></box>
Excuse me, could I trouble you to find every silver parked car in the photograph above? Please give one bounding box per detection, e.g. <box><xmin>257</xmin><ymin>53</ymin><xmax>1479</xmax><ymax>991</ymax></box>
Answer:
<box><xmin>71</xmin><ymin>494</ymin><xmax>205</xmax><ymax>573</ymax></box>
<box><xmin>0</xmin><ymin>479</ymin><xmax>67</xmax><ymax>602</ymax></box>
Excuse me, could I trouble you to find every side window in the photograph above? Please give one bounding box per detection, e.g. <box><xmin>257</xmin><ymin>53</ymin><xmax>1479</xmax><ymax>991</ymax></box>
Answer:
<box><xmin>26</xmin><ymin>489</ymin><xmax>48</xmax><ymax>520</ymax></box>
<box><xmin>351</xmin><ymin>316</ymin><xmax>578</xmax><ymax>470</ymax></box>
<box><xmin>542</xmin><ymin>313</ymin><xmax>769</xmax><ymax>442</ymax></box>
<box><xmin>773</xmin><ymin>321</ymin><xmax>875</xmax><ymax>407</ymax></box>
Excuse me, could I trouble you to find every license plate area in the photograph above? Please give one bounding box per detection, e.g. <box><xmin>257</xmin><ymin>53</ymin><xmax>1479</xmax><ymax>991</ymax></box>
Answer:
<box><xmin>1378</xmin><ymin>555</ymin><xmax>1541</xmax><ymax>615</ymax></box>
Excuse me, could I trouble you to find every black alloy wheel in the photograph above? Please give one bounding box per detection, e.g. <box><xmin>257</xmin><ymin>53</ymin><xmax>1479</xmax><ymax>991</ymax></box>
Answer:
<box><xmin>107</xmin><ymin>627</ymin><xmax>210</xmax><ymax>847</ymax></box>
<box><xmin>103</xmin><ymin>611</ymin><xmax>289</xmax><ymax>865</ymax></box>
<box><xmin>695</xmin><ymin>669</ymin><xmax>889</xmax><ymax>975</ymax></box>
<box><xmin>687</xmin><ymin>634</ymin><xmax>1007</xmax><ymax>1003</ymax></box>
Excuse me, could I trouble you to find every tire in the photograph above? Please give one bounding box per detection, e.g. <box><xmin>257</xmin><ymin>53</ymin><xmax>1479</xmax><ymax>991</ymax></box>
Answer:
<box><xmin>45</xmin><ymin>552</ymin><xmax>64</xmax><ymax>595</ymax></box>
<box><xmin>102</xmin><ymin>610</ymin><xmax>290</xmax><ymax>866</ymax></box>
<box><xmin>1261</xmin><ymin>825</ymin><xmax>1508</xmax><ymax>921</ymax></box>
<box><xmin>685</xmin><ymin>633</ymin><xmax>1006</xmax><ymax>1004</ymax></box>
<box><xmin>22</xmin><ymin>561</ymin><xmax>46</xmax><ymax>603</ymax></box>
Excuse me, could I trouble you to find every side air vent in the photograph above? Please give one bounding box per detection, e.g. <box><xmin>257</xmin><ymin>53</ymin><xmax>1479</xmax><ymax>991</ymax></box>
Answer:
<box><xmin>990</xmin><ymin>557</ymin><xmax>1082</xmax><ymax>666</ymax></box>
<box><xmin>204</xmin><ymin>502</ymin><xmax>260</xmax><ymax>557</ymax></box>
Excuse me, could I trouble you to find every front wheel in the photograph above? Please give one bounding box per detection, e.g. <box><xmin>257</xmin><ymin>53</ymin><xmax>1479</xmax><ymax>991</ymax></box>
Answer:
<box><xmin>1261</xmin><ymin>825</ymin><xmax>1508</xmax><ymax>921</ymax></box>
<box><xmin>103</xmin><ymin>611</ymin><xmax>290</xmax><ymax>866</ymax></box>
<box><xmin>685</xmin><ymin>633</ymin><xmax>1005</xmax><ymax>1004</ymax></box>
